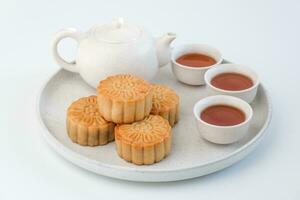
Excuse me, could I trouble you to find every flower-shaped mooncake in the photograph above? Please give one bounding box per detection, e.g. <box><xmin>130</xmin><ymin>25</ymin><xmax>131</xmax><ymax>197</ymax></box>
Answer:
<box><xmin>151</xmin><ymin>84</ymin><xmax>179</xmax><ymax>126</ymax></box>
<box><xmin>67</xmin><ymin>96</ymin><xmax>115</xmax><ymax>146</ymax></box>
<box><xmin>115</xmin><ymin>115</ymin><xmax>172</xmax><ymax>165</ymax></box>
<box><xmin>97</xmin><ymin>74</ymin><xmax>152</xmax><ymax>124</ymax></box>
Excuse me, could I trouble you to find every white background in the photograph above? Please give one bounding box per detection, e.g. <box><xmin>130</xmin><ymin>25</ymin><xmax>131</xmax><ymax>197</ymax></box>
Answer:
<box><xmin>0</xmin><ymin>0</ymin><xmax>299</xmax><ymax>199</ymax></box>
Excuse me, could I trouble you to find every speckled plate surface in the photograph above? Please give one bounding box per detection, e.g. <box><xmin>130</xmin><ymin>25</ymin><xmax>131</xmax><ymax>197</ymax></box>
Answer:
<box><xmin>37</xmin><ymin>65</ymin><xmax>271</xmax><ymax>182</ymax></box>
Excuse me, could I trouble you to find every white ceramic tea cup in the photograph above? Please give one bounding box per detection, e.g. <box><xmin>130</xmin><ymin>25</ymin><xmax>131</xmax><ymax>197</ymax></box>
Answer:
<box><xmin>171</xmin><ymin>44</ymin><xmax>223</xmax><ymax>85</ymax></box>
<box><xmin>204</xmin><ymin>64</ymin><xmax>260</xmax><ymax>103</ymax></box>
<box><xmin>193</xmin><ymin>95</ymin><xmax>253</xmax><ymax>144</ymax></box>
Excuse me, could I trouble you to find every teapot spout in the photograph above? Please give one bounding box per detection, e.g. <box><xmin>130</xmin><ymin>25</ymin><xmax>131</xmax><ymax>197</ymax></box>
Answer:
<box><xmin>155</xmin><ymin>32</ymin><xmax>176</xmax><ymax>67</ymax></box>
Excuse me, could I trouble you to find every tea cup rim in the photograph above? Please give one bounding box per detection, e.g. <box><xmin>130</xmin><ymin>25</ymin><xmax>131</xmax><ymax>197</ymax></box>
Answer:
<box><xmin>171</xmin><ymin>43</ymin><xmax>223</xmax><ymax>71</ymax></box>
<box><xmin>204</xmin><ymin>63</ymin><xmax>260</xmax><ymax>94</ymax></box>
<box><xmin>193</xmin><ymin>95</ymin><xmax>253</xmax><ymax>129</ymax></box>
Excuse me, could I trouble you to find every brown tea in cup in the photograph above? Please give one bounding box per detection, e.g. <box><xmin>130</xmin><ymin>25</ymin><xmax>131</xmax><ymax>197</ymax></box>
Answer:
<box><xmin>200</xmin><ymin>105</ymin><xmax>245</xmax><ymax>126</ymax></box>
<box><xmin>211</xmin><ymin>73</ymin><xmax>253</xmax><ymax>91</ymax></box>
<box><xmin>176</xmin><ymin>53</ymin><xmax>216</xmax><ymax>68</ymax></box>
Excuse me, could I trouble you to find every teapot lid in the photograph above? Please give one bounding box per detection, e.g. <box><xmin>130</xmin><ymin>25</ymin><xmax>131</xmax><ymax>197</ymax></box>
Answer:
<box><xmin>90</xmin><ymin>18</ymin><xmax>142</xmax><ymax>43</ymax></box>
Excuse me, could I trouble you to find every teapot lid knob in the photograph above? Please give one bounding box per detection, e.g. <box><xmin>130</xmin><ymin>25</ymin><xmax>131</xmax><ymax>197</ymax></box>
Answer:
<box><xmin>112</xmin><ymin>17</ymin><xmax>124</xmax><ymax>29</ymax></box>
<box><xmin>90</xmin><ymin>17</ymin><xmax>142</xmax><ymax>44</ymax></box>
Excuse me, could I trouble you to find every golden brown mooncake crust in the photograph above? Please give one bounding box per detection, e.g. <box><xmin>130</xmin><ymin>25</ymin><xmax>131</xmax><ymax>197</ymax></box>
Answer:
<box><xmin>97</xmin><ymin>74</ymin><xmax>153</xmax><ymax>124</ymax></box>
<box><xmin>115</xmin><ymin>115</ymin><xmax>172</xmax><ymax>165</ymax></box>
<box><xmin>66</xmin><ymin>96</ymin><xmax>115</xmax><ymax>146</ymax></box>
<box><xmin>151</xmin><ymin>84</ymin><xmax>179</xmax><ymax>126</ymax></box>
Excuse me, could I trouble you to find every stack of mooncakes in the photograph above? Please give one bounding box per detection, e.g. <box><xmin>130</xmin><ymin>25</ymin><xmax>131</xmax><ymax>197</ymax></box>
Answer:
<box><xmin>66</xmin><ymin>74</ymin><xmax>179</xmax><ymax>165</ymax></box>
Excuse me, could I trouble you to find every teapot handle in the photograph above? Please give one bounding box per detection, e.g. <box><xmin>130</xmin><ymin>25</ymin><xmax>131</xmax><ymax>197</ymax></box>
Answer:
<box><xmin>52</xmin><ymin>28</ymin><xmax>83</xmax><ymax>73</ymax></box>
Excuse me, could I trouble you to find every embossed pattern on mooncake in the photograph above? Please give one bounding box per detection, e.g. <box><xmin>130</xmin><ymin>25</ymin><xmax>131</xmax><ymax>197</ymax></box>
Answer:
<box><xmin>151</xmin><ymin>84</ymin><xmax>179</xmax><ymax>126</ymax></box>
<box><xmin>115</xmin><ymin>115</ymin><xmax>172</xmax><ymax>165</ymax></box>
<box><xmin>98</xmin><ymin>74</ymin><xmax>151</xmax><ymax>102</ymax></box>
<box><xmin>97</xmin><ymin>74</ymin><xmax>153</xmax><ymax>124</ymax></box>
<box><xmin>67</xmin><ymin>96</ymin><xmax>115</xmax><ymax>146</ymax></box>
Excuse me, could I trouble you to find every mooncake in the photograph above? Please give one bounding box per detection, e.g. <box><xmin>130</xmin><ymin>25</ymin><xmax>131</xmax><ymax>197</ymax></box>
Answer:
<box><xmin>115</xmin><ymin>115</ymin><xmax>172</xmax><ymax>165</ymax></box>
<box><xmin>66</xmin><ymin>96</ymin><xmax>115</xmax><ymax>146</ymax></box>
<box><xmin>151</xmin><ymin>84</ymin><xmax>179</xmax><ymax>126</ymax></box>
<box><xmin>97</xmin><ymin>74</ymin><xmax>152</xmax><ymax>124</ymax></box>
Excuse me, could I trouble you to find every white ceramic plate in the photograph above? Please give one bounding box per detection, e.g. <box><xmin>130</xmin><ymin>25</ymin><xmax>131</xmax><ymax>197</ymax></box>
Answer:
<box><xmin>37</xmin><ymin>64</ymin><xmax>271</xmax><ymax>182</ymax></box>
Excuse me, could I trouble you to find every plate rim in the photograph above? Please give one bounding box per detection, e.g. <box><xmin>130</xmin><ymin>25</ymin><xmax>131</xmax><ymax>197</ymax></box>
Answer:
<box><xmin>36</xmin><ymin>68</ymin><xmax>272</xmax><ymax>177</ymax></box>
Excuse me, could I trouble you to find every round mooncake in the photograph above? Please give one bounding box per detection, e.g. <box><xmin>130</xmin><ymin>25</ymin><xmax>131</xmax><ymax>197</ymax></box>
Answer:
<box><xmin>151</xmin><ymin>84</ymin><xmax>179</xmax><ymax>126</ymax></box>
<box><xmin>97</xmin><ymin>74</ymin><xmax>153</xmax><ymax>124</ymax></box>
<box><xmin>115</xmin><ymin>115</ymin><xmax>172</xmax><ymax>165</ymax></box>
<box><xmin>66</xmin><ymin>96</ymin><xmax>115</xmax><ymax>146</ymax></box>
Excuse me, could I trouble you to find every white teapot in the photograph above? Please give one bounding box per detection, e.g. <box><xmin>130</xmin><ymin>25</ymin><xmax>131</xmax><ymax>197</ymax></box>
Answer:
<box><xmin>52</xmin><ymin>18</ymin><xmax>176</xmax><ymax>88</ymax></box>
